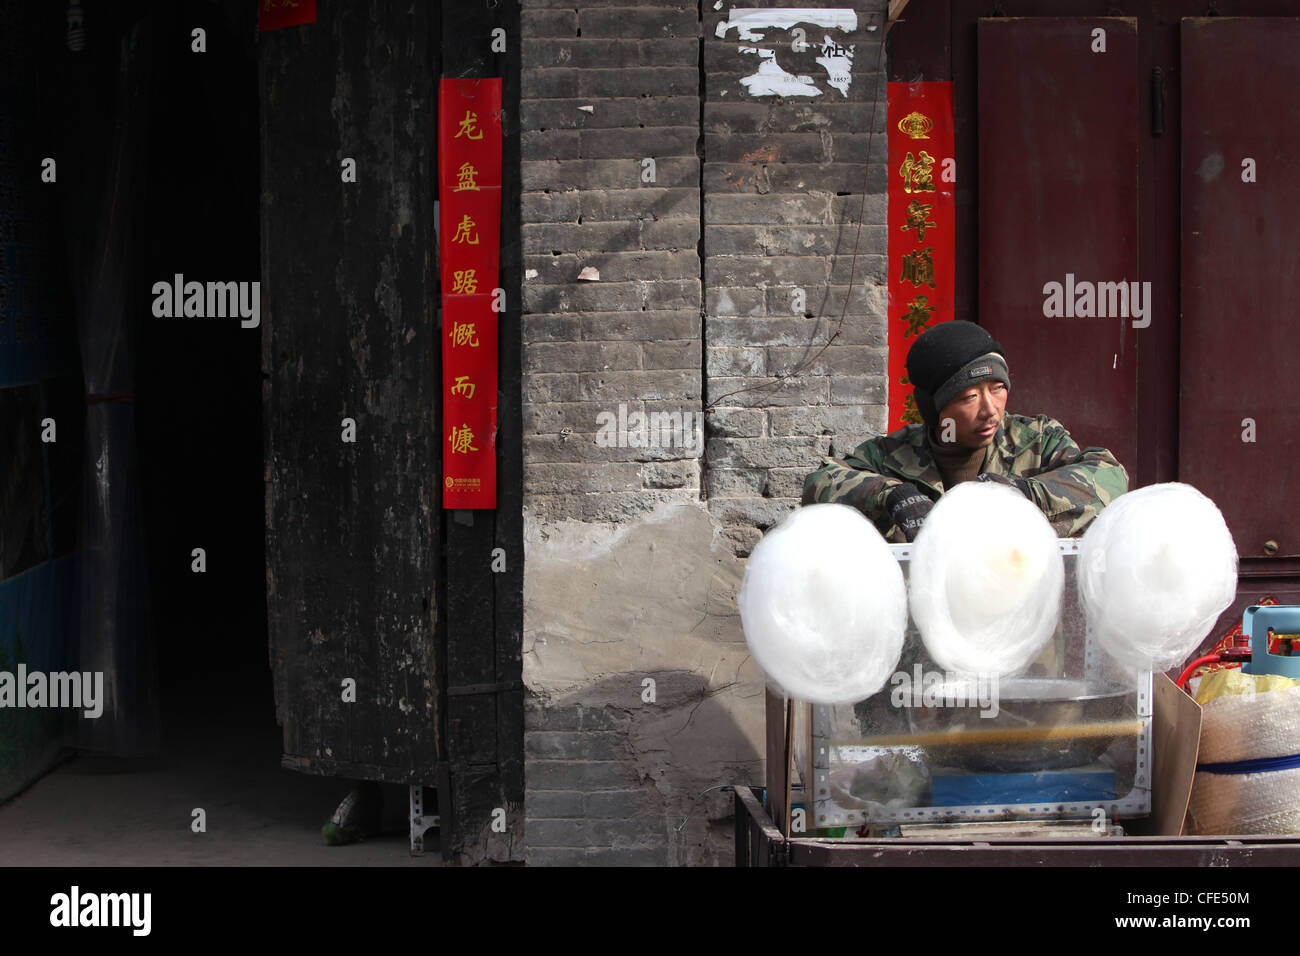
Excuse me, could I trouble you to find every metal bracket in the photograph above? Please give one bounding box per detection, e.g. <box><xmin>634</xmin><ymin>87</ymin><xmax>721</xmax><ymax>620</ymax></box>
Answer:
<box><xmin>410</xmin><ymin>785</ymin><xmax>440</xmax><ymax>855</ymax></box>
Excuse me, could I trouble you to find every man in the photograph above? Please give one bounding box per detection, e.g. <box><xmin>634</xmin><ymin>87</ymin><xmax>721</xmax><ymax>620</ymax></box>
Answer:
<box><xmin>802</xmin><ymin>320</ymin><xmax>1129</xmax><ymax>541</ymax></box>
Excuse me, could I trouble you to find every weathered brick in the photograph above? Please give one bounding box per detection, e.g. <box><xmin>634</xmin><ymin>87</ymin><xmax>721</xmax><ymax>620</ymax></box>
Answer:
<box><xmin>583</xmin><ymin>789</ymin><xmax>660</xmax><ymax>818</ymax></box>
<box><xmin>574</xmin><ymin>68</ymin><xmax>699</xmax><ymax>98</ymax></box>
<box><xmin>642</xmin><ymin>340</ymin><xmax>697</xmax><ymax>369</ymax></box>
<box><xmin>578</xmin><ymin>7</ymin><xmax>699</xmax><ymax>38</ymax></box>
<box><xmin>521</xmin><ymin>68</ymin><xmax>581</xmax><ymax>99</ymax></box>
<box><xmin>707</xmin><ymin>497</ymin><xmax>799</xmax><ymax>529</ymax></box>
<box><xmin>704</xmin><ymin>375</ymin><xmax>827</xmax><ymax>407</ymax></box>
<box><xmin>588</xmin><ymin>817</ymin><xmax>665</xmax><ymax>847</ymax></box>
<box><xmin>704</xmin><ymin>255</ymin><xmax>827</xmax><ymax>287</ymax></box>
<box><xmin>705</xmin><ymin>285</ymin><xmax>765</xmax><ymax>317</ymax></box>
<box><xmin>524</xmin><ymin>281</ymin><xmax>643</xmax><ymax>313</ymax></box>
<box><xmin>582</xmin><ymin>127</ymin><xmax>698</xmax><ymax>159</ymax></box>
<box><xmin>523</xmin><ymin>37</ymin><xmax>697</xmax><ymax>70</ymax></box>
<box><xmin>582</xmin><ymin>187</ymin><xmax>699</xmax><ymax>222</ymax></box>
<box><xmin>765</xmin><ymin>466</ymin><xmax>817</xmax><ymax>499</ymax></box>
<box><xmin>523</xmin><ymin>221</ymin><xmax>638</xmax><ymax>254</ymax></box>
<box><xmin>527</xmin><ymin>462</ymin><xmax>645</xmax><ymax>494</ymax></box>
<box><xmin>769</xmin><ymin>404</ymin><xmax>881</xmax><ymax>438</ymax></box>
<box><xmin>521</xmin><ymin>129</ymin><xmax>582</xmax><ymax>161</ymax></box>
<box><xmin>798</xmin><ymin>282</ymin><xmax>889</xmax><ymax>317</ymax></box>
<box><xmin>719</xmin><ymin>524</ymin><xmax>762</xmax><ymax>558</ymax></box>
<box><xmin>705</xmin><ymin>346</ymin><xmax>764</xmax><ymax>377</ymax></box>
<box><xmin>705</xmin><ymin>192</ymin><xmax>832</xmax><ymax>225</ymax></box>
<box><xmin>703</xmin><ymin>101</ymin><xmax>887</xmax><ymax>135</ymax></box>
<box><xmin>527</xmin><ymin>819</ymin><xmax>592</xmax><ymax>847</ymax></box>
<box><xmin>640</xmin><ymin>219</ymin><xmax>701</xmax><ymax>251</ymax></box>
<box><xmin>580</xmin><ymin>309</ymin><xmax>699</xmax><ymax>341</ymax></box>
<box><xmin>521</xmin><ymin>189</ymin><xmax>581</xmax><ymax>223</ymax></box>
<box><xmin>703</xmin><ymin>161</ymin><xmax>886</xmax><ymax>195</ymax></box>
<box><xmin>703</xmin><ymin>407</ymin><xmax>764</xmax><ymax>438</ymax></box>
<box><xmin>706</xmin><ymin>436</ymin><xmax>831</xmax><ymax>470</ymax></box>
<box><xmin>706</xmin><ymin>224</ymin><xmax>863</xmax><ymax>257</ymax></box>
<box><xmin>525</xmin><ymin>790</ymin><xmax>584</xmax><ymax>818</ymax></box>
<box><xmin>522</xmin><ymin>97</ymin><xmax>699</xmax><ymax>131</ymax></box>
<box><xmin>828</xmin><ymin>254</ymin><xmax>887</xmax><ymax>285</ymax></box>
<box><xmin>643</xmin><ymin>460</ymin><xmax>700</xmax><ymax>488</ymax></box>
<box><xmin>527</xmin><ymin>731</ymin><xmax>628</xmax><ymax>760</ymax></box>
<box><xmin>578</xmin><ymin>369</ymin><xmax>699</xmax><ymax>402</ymax></box>
<box><xmin>525</xmin><ymin>251</ymin><xmax>698</xmax><ymax>284</ymax></box>
<box><xmin>829</xmin><ymin>376</ymin><xmax>888</xmax><ymax>404</ymax></box>
<box><xmin>524</xmin><ymin>701</ymin><xmax>632</xmax><ymax>732</ymax></box>
<box><xmin>521</xmin><ymin>313</ymin><xmax>582</xmax><ymax>342</ymax></box>
<box><xmin>520</xmin><ymin>9</ymin><xmax>578</xmax><ymax>37</ymax></box>
<box><xmin>526</xmin><ymin>401</ymin><xmax>630</xmax><ymax>435</ymax></box>
<box><xmin>764</xmin><ymin>345</ymin><xmax>885</xmax><ymax>377</ymax></box>
<box><xmin>525</xmin><ymin>341</ymin><xmax>641</xmax><ymax>373</ymax></box>
<box><xmin>522</xmin><ymin>372</ymin><xmax>581</xmax><ymax>404</ymax></box>
<box><xmin>640</xmin><ymin>278</ymin><xmax>700</xmax><ymax>310</ymax></box>
<box><xmin>524</xmin><ymin>157</ymin><xmax>700</xmax><ymax>190</ymax></box>
<box><xmin>706</xmin><ymin>467</ymin><xmax>766</xmax><ymax>498</ymax></box>
<box><xmin>524</xmin><ymin>431</ymin><xmax>694</xmax><ymax>464</ymax></box>
<box><xmin>530</xmin><ymin>489</ymin><xmax>700</xmax><ymax>523</ymax></box>
<box><xmin>706</xmin><ymin>315</ymin><xmax>832</xmax><ymax>348</ymax></box>
<box><xmin>706</xmin><ymin>132</ymin><xmax>887</xmax><ymax>166</ymax></box>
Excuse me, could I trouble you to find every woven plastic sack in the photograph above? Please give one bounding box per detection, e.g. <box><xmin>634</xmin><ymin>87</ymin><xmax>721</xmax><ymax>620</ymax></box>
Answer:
<box><xmin>1187</xmin><ymin>684</ymin><xmax>1300</xmax><ymax>835</ymax></box>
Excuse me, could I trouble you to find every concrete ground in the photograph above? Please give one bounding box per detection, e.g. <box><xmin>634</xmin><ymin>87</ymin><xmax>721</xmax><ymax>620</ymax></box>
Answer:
<box><xmin>0</xmin><ymin>677</ymin><xmax>440</xmax><ymax>866</ymax></box>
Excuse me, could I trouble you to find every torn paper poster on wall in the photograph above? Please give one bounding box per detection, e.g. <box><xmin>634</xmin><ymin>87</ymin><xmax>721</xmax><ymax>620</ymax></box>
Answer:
<box><xmin>715</xmin><ymin>7</ymin><xmax>857</xmax><ymax>98</ymax></box>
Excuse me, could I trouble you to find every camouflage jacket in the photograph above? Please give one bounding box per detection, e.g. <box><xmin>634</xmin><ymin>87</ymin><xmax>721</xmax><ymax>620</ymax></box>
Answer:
<box><xmin>801</xmin><ymin>412</ymin><xmax>1129</xmax><ymax>542</ymax></box>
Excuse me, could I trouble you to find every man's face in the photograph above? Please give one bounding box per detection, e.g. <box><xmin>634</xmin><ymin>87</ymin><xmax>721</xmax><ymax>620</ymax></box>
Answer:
<box><xmin>936</xmin><ymin>380</ymin><xmax>1008</xmax><ymax>448</ymax></box>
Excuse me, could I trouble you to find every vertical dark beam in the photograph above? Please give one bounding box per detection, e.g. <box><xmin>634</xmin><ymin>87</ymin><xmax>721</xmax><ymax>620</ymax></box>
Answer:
<box><xmin>439</xmin><ymin>0</ymin><xmax>523</xmax><ymax>864</ymax></box>
<box><xmin>260</xmin><ymin>0</ymin><xmax>441</xmax><ymax>783</ymax></box>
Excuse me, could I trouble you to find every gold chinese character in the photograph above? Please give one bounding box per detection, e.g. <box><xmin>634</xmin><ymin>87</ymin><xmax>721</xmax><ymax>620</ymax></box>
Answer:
<box><xmin>900</xmin><ymin>295</ymin><xmax>935</xmax><ymax>337</ymax></box>
<box><xmin>900</xmin><ymin>200</ymin><xmax>936</xmax><ymax>241</ymax></box>
<box><xmin>454</xmin><ymin>163</ymin><xmax>480</xmax><ymax>192</ymax></box>
<box><xmin>451</xmin><ymin>214</ymin><xmax>479</xmax><ymax>245</ymax></box>
<box><xmin>899</xmin><ymin>248</ymin><xmax>937</xmax><ymax>289</ymax></box>
<box><xmin>449</xmin><ymin>424</ymin><xmax>479</xmax><ymax>454</ymax></box>
<box><xmin>455</xmin><ymin>110</ymin><xmax>484</xmax><ymax>140</ymax></box>
<box><xmin>450</xmin><ymin>269</ymin><xmax>478</xmax><ymax>295</ymax></box>
<box><xmin>450</xmin><ymin>375</ymin><xmax>476</xmax><ymax>400</ymax></box>
<box><xmin>899</xmin><ymin>150</ymin><xmax>936</xmax><ymax>194</ymax></box>
<box><xmin>451</xmin><ymin>321</ymin><xmax>480</xmax><ymax>348</ymax></box>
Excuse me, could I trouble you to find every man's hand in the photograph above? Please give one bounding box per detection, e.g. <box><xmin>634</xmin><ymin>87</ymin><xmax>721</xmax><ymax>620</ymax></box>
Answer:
<box><xmin>975</xmin><ymin>472</ymin><xmax>1033</xmax><ymax>498</ymax></box>
<box><xmin>885</xmin><ymin>482</ymin><xmax>934</xmax><ymax>542</ymax></box>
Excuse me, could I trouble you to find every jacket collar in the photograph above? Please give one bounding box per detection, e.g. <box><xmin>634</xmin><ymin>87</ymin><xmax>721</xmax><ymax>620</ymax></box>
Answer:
<box><xmin>878</xmin><ymin>412</ymin><xmax>1010</xmax><ymax>494</ymax></box>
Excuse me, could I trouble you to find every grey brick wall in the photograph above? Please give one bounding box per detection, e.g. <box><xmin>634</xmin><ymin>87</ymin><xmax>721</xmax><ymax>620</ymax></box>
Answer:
<box><xmin>521</xmin><ymin>1</ymin><xmax>703</xmax><ymax>528</ymax></box>
<box><xmin>520</xmin><ymin>0</ymin><xmax>890</xmax><ymax>867</ymax></box>
<box><xmin>702</xmin><ymin>3</ymin><xmax>889</xmax><ymax>557</ymax></box>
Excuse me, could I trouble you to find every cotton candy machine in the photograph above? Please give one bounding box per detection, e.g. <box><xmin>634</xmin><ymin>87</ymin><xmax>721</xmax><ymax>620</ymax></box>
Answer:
<box><xmin>805</xmin><ymin>539</ymin><xmax>1154</xmax><ymax>829</ymax></box>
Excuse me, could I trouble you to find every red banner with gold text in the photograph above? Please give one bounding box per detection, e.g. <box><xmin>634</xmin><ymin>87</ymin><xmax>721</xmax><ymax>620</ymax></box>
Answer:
<box><xmin>887</xmin><ymin>82</ymin><xmax>955</xmax><ymax>433</ymax></box>
<box><xmin>439</xmin><ymin>78</ymin><xmax>502</xmax><ymax>508</ymax></box>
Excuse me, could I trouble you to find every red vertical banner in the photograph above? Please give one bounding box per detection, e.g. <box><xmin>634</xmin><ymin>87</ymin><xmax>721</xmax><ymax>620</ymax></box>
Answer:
<box><xmin>439</xmin><ymin>78</ymin><xmax>502</xmax><ymax>509</ymax></box>
<box><xmin>887</xmin><ymin>82</ymin><xmax>955</xmax><ymax>433</ymax></box>
<box><xmin>259</xmin><ymin>0</ymin><xmax>317</xmax><ymax>32</ymax></box>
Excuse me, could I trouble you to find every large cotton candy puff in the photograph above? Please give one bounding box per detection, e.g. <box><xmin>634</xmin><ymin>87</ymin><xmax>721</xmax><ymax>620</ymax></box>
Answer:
<box><xmin>1078</xmin><ymin>482</ymin><xmax>1237</xmax><ymax>674</ymax></box>
<box><xmin>909</xmin><ymin>481</ymin><xmax>1064</xmax><ymax>676</ymax></box>
<box><xmin>738</xmin><ymin>504</ymin><xmax>907</xmax><ymax>705</ymax></box>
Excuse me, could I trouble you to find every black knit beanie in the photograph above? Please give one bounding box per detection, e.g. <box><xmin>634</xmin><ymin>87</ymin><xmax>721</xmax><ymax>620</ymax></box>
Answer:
<box><xmin>905</xmin><ymin>320</ymin><xmax>1010</xmax><ymax>433</ymax></box>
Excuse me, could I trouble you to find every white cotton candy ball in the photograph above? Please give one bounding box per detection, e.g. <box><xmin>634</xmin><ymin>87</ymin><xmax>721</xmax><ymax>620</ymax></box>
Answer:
<box><xmin>909</xmin><ymin>481</ymin><xmax>1063</xmax><ymax>676</ymax></box>
<box><xmin>738</xmin><ymin>503</ymin><xmax>907</xmax><ymax>705</ymax></box>
<box><xmin>1079</xmin><ymin>482</ymin><xmax>1237</xmax><ymax>674</ymax></box>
